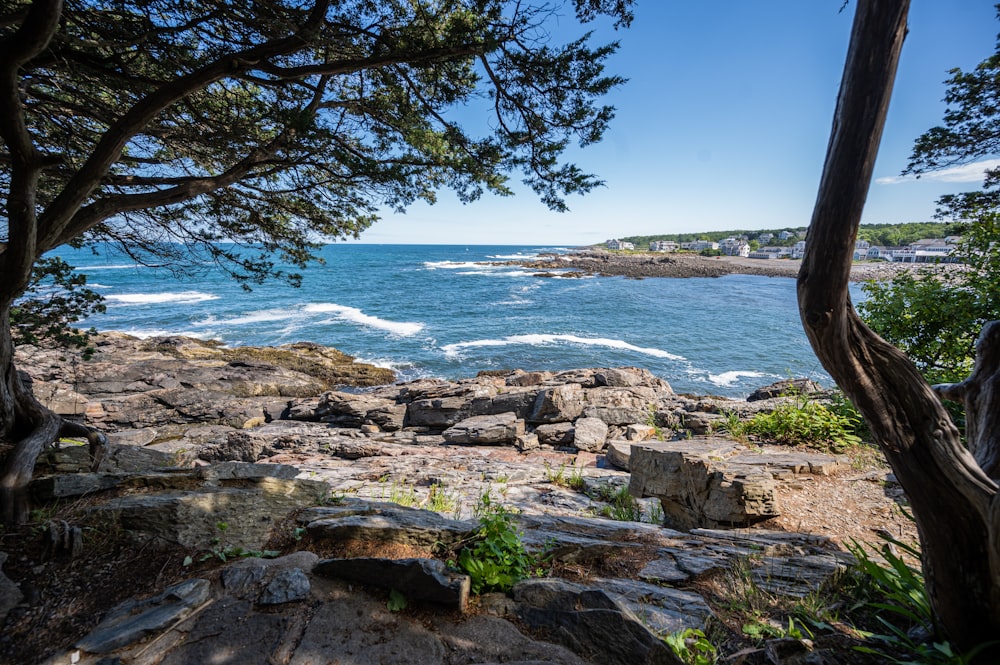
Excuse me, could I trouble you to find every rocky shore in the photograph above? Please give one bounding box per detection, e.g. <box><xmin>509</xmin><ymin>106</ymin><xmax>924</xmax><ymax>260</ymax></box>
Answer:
<box><xmin>509</xmin><ymin>249</ymin><xmax>953</xmax><ymax>281</ymax></box>
<box><xmin>1</xmin><ymin>334</ymin><xmax>912</xmax><ymax>664</ymax></box>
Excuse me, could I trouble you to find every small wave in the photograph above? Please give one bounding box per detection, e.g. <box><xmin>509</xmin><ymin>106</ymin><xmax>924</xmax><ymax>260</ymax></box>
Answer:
<box><xmin>441</xmin><ymin>334</ymin><xmax>685</xmax><ymax>360</ymax></box>
<box><xmin>423</xmin><ymin>261</ymin><xmax>484</xmax><ymax>270</ymax></box>
<box><xmin>73</xmin><ymin>263</ymin><xmax>144</xmax><ymax>271</ymax></box>
<box><xmin>486</xmin><ymin>253</ymin><xmax>538</xmax><ymax>260</ymax></box>
<box><xmin>193</xmin><ymin>309</ymin><xmax>303</xmax><ymax>328</ymax></box>
<box><xmin>456</xmin><ymin>270</ymin><xmax>534</xmax><ymax>278</ymax></box>
<box><xmin>105</xmin><ymin>291</ymin><xmax>219</xmax><ymax>305</ymax></box>
<box><xmin>707</xmin><ymin>370</ymin><xmax>770</xmax><ymax>387</ymax></box>
<box><xmin>304</xmin><ymin>303</ymin><xmax>424</xmax><ymax>336</ymax></box>
<box><xmin>112</xmin><ymin>328</ymin><xmax>215</xmax><ymax>340</ymax></box>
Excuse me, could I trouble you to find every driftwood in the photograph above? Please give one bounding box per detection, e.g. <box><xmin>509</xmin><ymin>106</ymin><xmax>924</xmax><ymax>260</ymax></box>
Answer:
<box><xmin>798</xmin><ymin>0</ymin><xmax>1000</xmax><ymax>657</ymax></box>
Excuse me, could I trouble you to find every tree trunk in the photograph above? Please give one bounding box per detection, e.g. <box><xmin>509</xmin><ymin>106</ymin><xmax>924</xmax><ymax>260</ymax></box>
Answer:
<box><xmin>0</xmin><ymin>303</ymin><xmax>62</xmax><ymax>524</ymax></box>
<box><xmin>798</xmin><ymin>0</ymin><xmax>1000</xmax><ymax>657</ymax></box>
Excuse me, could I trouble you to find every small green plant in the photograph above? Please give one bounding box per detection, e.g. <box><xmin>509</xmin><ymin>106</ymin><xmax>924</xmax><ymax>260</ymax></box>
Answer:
<box><xmin>454</xmin><ymin>490</ymin><xmax>544</xmax><ymax>594</ymax></box>
<box><xmin>591</xmin><ymin>482</ymin><xmax>643</xmax><ymax>522</ymax></box>
<box><xmin>846</xmin><ymin>525</ymin><xmax>997</xmax><ymax>664</ymax></box>
<box><xmin>387</xmin><ymin>589</ymin><xmax>407</xmax><ymax>612</ymax></box>
<box><xmin>544</xmin><ymin>458</ymin><xmax>586</xmax><ymax>491</ymax></box>
<box><xmin>663</xmin><ymin>628</ymin><xmax>718</xmax><ymax>665</ymax></box>
<box><xmin>425</xmin><ymin>483</ymin><xmax>459</xmax><ymax>514</ymax></box>
<box><xmin>733</xmin><ymin>393</ymin><xmax>862</xmax><ymax>453</ymax></box>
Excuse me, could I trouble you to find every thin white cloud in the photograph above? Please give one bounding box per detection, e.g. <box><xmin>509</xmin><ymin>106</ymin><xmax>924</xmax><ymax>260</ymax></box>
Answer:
<box><xmin>876</xmin><ymin>158</ymin><xmax>1000</xmax><ymax>185</ymax></box>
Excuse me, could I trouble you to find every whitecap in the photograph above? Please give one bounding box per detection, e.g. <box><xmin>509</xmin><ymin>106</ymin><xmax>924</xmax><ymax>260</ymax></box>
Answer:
<box><xmin>423</xmin><ymin>261</ymin><xmax>483</xmax><ymax>270</ymax></box>
<box><xmin>456</xmin><ymin>269</ymin><xmax>534</xmax><ymax>277</ymax></box>
<box><xmin>114</xmin><ymin>328</ymin><xmax>215</xmax><ymax>340</ymax></box>
<box><xmin>707</xmin><ymin>370</ymin><xmax>770</xmax><ymax>387</ymax></box>
<box><xmin>441</xmin><ymin>334</ymin><xmax>685</xmax><ymax>360</ymax></box>
<box><xmin>486</xmin><ymin>253</ymin><xmax>539</xmax><ymax>260</ymax></box>
<box><xmin>192</xmin><ymin>309</ymin><xmax>303</xmax><ymax>328</ymax></box>
<box><xmin>304</xmin><ymin>303</ymin><xmax>424</xmax><ymax>336</ymax></box>
<box><xmin>105</xmin><ymin>291</ymin><xmax>219</xmax><ymax>305</ymax></box>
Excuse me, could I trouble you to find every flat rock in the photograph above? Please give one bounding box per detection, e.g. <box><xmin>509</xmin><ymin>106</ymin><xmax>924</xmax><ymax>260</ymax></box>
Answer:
<box><xmin>315</xmin><ymin>557</ymin><xmax>470</xmax><ymax>611</ymax></box>
<box><xmin>443</xmin><ymin>412</ymin><xmax>525</xmax><ymax>445</ymax></box>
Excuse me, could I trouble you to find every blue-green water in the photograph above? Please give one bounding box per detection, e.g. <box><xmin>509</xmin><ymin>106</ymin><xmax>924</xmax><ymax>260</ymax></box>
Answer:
<box><xmin>56</xmin><ymin>244</ymin><xmax>856</xmax><ymax>397</ymax></box>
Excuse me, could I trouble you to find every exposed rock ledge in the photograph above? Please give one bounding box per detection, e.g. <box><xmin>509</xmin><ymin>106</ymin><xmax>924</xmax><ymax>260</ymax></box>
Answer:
<box><xmin>1</xmin><ymin>334</ymin><xmax>905</xmax><ymax>664</ymax></box>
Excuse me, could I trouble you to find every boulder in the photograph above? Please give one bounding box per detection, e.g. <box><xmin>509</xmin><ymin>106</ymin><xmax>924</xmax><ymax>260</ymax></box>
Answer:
<box><xmin>747</xmin><ymin>378</ymin><xmax>822</xmax><ymax>402</ymax></box>
<box><xmin>406</xmin><ymin>396</ymin><xmax>474</xmax><ymax>428</ymax></box>
<box><xmin>629</xmin><ymin>443</ymin><xmax>778</xmax><ymax>530</ymax></box>
<box><xmin>626</xmin><ymin>424</ymin><xmax>657</xmax><ymax>441</ymax></box>
<box><xmin>571</xmin><ymin>417</ymin><xmax>609</xmax><ymax>452</ymax></box>
<box><xmin>529</xmin><ymin>383</ymin><xmax>584</xmax><ymax>423</ymax></box>
<box><xmin>534</xmin><ymin>422</ymin><xmax>575</xmax><ymax>445</ymax></box>
<box><xmin>442</xmin><ymin>413</ymin><xmax>525</xmax><ymax>445</ymax></box>
<box><xmin>581</xmin><ymin>386</ymin><xmax>658</xmax><ymax>425</ymax></box>
<box><xmin>315</xmin><ymin>557</ymin><xmax>470</xmax><ymax>611</ymax></box>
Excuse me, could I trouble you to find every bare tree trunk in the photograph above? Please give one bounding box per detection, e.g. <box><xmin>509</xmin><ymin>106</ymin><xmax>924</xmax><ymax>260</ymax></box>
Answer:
<box><xmin>798</xmin><ymin>0</ymin><xmax>1000</xmax><ymax>657</ymax></box>
<box><xmin>0</xmin><ymin>304</ymin><xmax>61</xmax><ymax>525</ymax></box>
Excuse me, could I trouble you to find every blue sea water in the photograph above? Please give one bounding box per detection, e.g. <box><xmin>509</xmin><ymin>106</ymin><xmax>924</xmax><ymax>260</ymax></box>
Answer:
<box><xmin>56</xmin><ymin>244</ymin><xmax>859</xmax><ymax>398</ymax></box>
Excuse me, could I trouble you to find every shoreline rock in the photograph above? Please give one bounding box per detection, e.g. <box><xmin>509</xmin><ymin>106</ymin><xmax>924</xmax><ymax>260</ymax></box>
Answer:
<box><xmin>509</xmin><ymin>249</ymin><xmax>960</xmax><ymax>282</ymax></box>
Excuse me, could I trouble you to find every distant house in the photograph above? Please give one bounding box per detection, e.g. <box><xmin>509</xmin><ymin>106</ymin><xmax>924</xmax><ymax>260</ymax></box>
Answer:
<box><xmin>756</xmin><ymin>232</ymin><xmax>774</xmax><ymax>244</ymax></box>
<box><xmin>680</xmin><ymin>240</ymin><xmax>719</xmax><ymax>252</ymax></box>
<box><xmin>853</xmin><ymin>239</ymin><xmax>870</xmax><ymax>261</ymax></box>
<box><xmin>777</xmin><ymin>230</ymin><xmax>796</xmax><ymax>241</ymax></box>
<box><xmin>867</xmin><ymin>246</ymin><xmax>895</xmax><ymax>261</ymax></box>
<box><xmin>748</xmin><ymin>246</ymin><xmax>790</xmax><ymax>260</ymax></box>
<box><xmin>649</xmin><ymin>240</ymin><xmax>678</xmax><ymax>252</ymax></box>
<box><xmin>892</xmin><ymin>238</ymin><xmax>959</xmax><ymax>263</ymax></box>
<box><xmin>791</xmin><ymin>240</ymin><xmax>807</xmax><ymax>260</ymax></box>
<box><xmin>719</xmin><ymin>237</ymin><xmax>750</xmax><ymax>257</ymax></box>
<box><xmin>606</xmin><ymin>239</ymin><xmax>635</xmax><ymax>251</ymax></box>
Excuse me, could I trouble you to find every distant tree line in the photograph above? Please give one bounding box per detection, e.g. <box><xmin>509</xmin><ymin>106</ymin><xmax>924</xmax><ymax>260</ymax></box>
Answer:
<box><xmin>620</xmin><ymin>221</ymin><xmax>959</xmax><ymax>250</ymax></box>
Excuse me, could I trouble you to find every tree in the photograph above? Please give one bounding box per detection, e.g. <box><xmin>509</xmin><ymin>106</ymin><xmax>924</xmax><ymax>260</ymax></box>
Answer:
<box><xmin>798</xmin><ymin>0</ymin><xmax>1000</xmax><ymax>658</ymax></box>
<box><xmin>0</xmin><ymin>0</ymin><xmax>633</xmax><ymax>523</ymax></box>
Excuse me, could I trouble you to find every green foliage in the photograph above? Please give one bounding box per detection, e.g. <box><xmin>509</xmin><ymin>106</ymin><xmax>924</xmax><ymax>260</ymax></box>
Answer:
<box><xmin>590</xmin><ymin>482</ymin><xmax>643</xmax><ymax>522</ymax></box>
<box><xmin>1</xmin><ymin>0</ymin><xmax>633</xmax><ymax>301</ymax></box>
<box><xmin>663</xmin><ymin>628</ymin><xmax>718</xmax><ymax>665</ymax></box>
<box><xmin>11</xmin><ymin>257</ymin><xmax>105</xmax><ymax>354</ymax></box>
<box><xmin>454</xmin><ymin>490</ymin><xmax>543</xmax><ymax>594</ymax></box>
<box><xmin>725</xmin><ymin>393</ymin><xmax>862</xmax><ymax>453</ymax></box>
<box><xmin>387</xmin><ymin>589</ymin><xmax>408</xmax><ymax>612</ymax></box>
<box><xmin>544</xmin><ymin>458</ymin><xmax>585</xmax><ymax>491</ymax></box>
<box><xmin>859</xmin><ymin>213</ymin><xmax>1000</xmax><ymax>385</ymax></box>
<box><xmin>845</xmin><ymin>531</ymin><xmax>996</xmax><ymax>664</ymax></box>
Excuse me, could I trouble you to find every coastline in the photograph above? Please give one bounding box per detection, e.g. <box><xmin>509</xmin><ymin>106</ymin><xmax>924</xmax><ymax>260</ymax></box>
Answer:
<box><xmin>513</xmin><ymin>249</ymin><xmax>950</xmax><ymax>281</ymax></box>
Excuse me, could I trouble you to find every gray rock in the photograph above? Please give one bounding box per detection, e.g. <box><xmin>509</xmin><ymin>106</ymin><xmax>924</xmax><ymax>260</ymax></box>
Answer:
<box><xmin>581</xmin><ymin>386</ymin><xmax>658</xmax><ymax>425</ymax></box>
<box><xmin>626</xmin><ymin>424</ymin><xmax>657</xmax><ymax>441</ymax></box>
<box><xmin>443</xmin><ymin>413</ymin><xmax>525</xmax><ymax>445</ymax></box>
<box><xmin>75</xmin><ymin>578</ymin><xmax>210</xmax><ymax>653</ymax></box>
<box><xmin>512</xmin><ymin>578</ymin><xmax>682</xmax><ymax>665</ymax></box>
<box><xmin>306</xmin><ymin>502</ymin><xmax>474</xmax><ymax>548</ymax></box>
<box><xmin>0</xmin><ymin>552</ymin><xmax>23</xmax><ymax>626</ymax></box>
<box><xmin>258</xmin><ymin>568</ymin><xmax>311</xmax><ymax>605</ymax></box>
<box><xmin>571</xmin><ymin>417</ymin><xmax>609</xmax><ymax>452</ymax></box>
<box><xmin>406</xmin><ymin>395</ymin><xmax>474</xmax><ymax>428</ymax></box>
<box><xmin>529</xmin><ymin>384</ymin><xmax>584</xmax><ymax>423</ymax></box>
<box><xmin>515</xmin><ymin>432</ymin><xmax>540</xmax><ymax>452</ymax></box>
<box><xmin>592</xmin><ymin>577</ymin><xmax>713</xmax><ymax>636</ymax></box>
<box><xmin>747</xmin><ymin>378</ymin><xmax>822</xmax><ymax>402</ymax></box>
<box><xmin>629</xmin><ymin>443</ymin><xmax>778</xmax><ymax>529</ymax></box>
<box><xmin>534</xmin><ymin>422</ymin><xmax>575</xmax><ymax>445</ymax></box>
<box><xmin>604</xmin><ymin>441</ymin><xmax>632</xmax><ymax>470</ymax></box>
<box><xmin>315</xmin><ymin>557</ymin><xmax>470</xmax><ymax>611</ymax></box>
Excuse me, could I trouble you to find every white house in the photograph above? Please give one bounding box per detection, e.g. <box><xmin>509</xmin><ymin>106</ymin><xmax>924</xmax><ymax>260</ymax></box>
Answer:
<box><xmin>791</xmin><ymin>240</ymin><xmax>807</xmax><ymax>260</ymax></box>
<box><xmin>680</xmin><ymin>240</ymin><xmax>719</xmax><ymax>252</ymax></box>
<box><xmin>718</xmin><ymin>237</ymin><xmax>750</xmax><ymax>257</ymax></box>
<box><xmin>649</xmin><ymin>240</ymin><xmax>679</xmax><ymax>252</ymax></box>
<box><xmin>777</xmin><ymin>230</ymin><xmax>796</xmax><ymax>241</ymax></box>
<box><xmin>606</xmin><ymin>239</ymin><xmax>635</xmax><ymax>251</ymax></box>
<box><xmin>748</xmin><ymin>246</ymin><xmax>791</xmax><ymax>260</ymax></box>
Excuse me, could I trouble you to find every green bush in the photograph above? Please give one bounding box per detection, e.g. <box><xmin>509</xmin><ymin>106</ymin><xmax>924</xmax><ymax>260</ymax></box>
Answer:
<box><xmin>455</xmin><ymin>491</ymin><xmax>543</xmax><ymax>594</ymax></box>
<box><xmin>727</xmin><ymin>394</ymin><xmax>862</xmax><ymax>453</ymax></box>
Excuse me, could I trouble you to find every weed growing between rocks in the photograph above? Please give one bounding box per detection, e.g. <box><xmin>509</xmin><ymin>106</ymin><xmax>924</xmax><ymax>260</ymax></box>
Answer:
<box><xmin>724</xmin><ymin>390</ymin><xmax>867</xmax><ymax>454</ymax></box>
<box><xmin>450</xmin><ymin>490</ymin><xmax>548</xmax><ymax>594</ymax></box>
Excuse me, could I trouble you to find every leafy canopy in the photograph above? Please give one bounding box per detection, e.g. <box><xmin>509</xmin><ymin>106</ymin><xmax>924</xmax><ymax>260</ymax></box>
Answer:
<box><xmin>1</xmin><ymin>0</ymin><xmax>632</xmax><ymax>295</ymax></box>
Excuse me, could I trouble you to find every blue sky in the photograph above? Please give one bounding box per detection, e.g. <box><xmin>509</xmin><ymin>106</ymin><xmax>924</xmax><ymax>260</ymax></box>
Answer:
<box><xmin>354</xmin><ymin>1</ymin><xmax>999</xmax><ymax>245</ymax></box>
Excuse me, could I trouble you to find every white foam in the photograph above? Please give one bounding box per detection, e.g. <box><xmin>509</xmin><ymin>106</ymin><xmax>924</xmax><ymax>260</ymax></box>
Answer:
<box><xmin>486</xmin><ymin>253</ymin><xmax>538</xmax><ymax>260</ymax></box>
<box><xmin>114</xmin><ymin>328</ymin><xmax>215</xmax><ymax>340</ymax></box>
<box><xmin>304</xmin><ymin>303</ymin><xmax>424</xmax><ymax>336</ymax></box>
<box><xmin>105</xmin><ymin>291</ymin><xmax>219</xmax><ymax>305</ymax></box>
<box><xmin>423</xmin><ymin>261</ymin><xmax>484</xmax><ymax>270</ymax></box>
<box><xmin>441</xmin><ymin>334</ymin><xmax>685</xmax><ymax>360</ymax></box>
<box><xmin>456</xmin><ymin>270</ymin><xmax>534</xmax><ymax>277</ymax></box>
<box><xmin>193</xmin><ymin>309</ymin><xmax>302</xmax><ymax>327</ymax></box>
<box><xmin>708</xmin><ymin>370</ymin><xmax>769</xmax><ymax>387</ymax></box>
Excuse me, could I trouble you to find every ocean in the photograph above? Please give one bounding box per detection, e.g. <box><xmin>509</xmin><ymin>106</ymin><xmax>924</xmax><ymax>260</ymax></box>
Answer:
<box><xmin>56</xmin><ymin>244</ymin><xmax>860</xmax><ymax>398</ymax></box>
